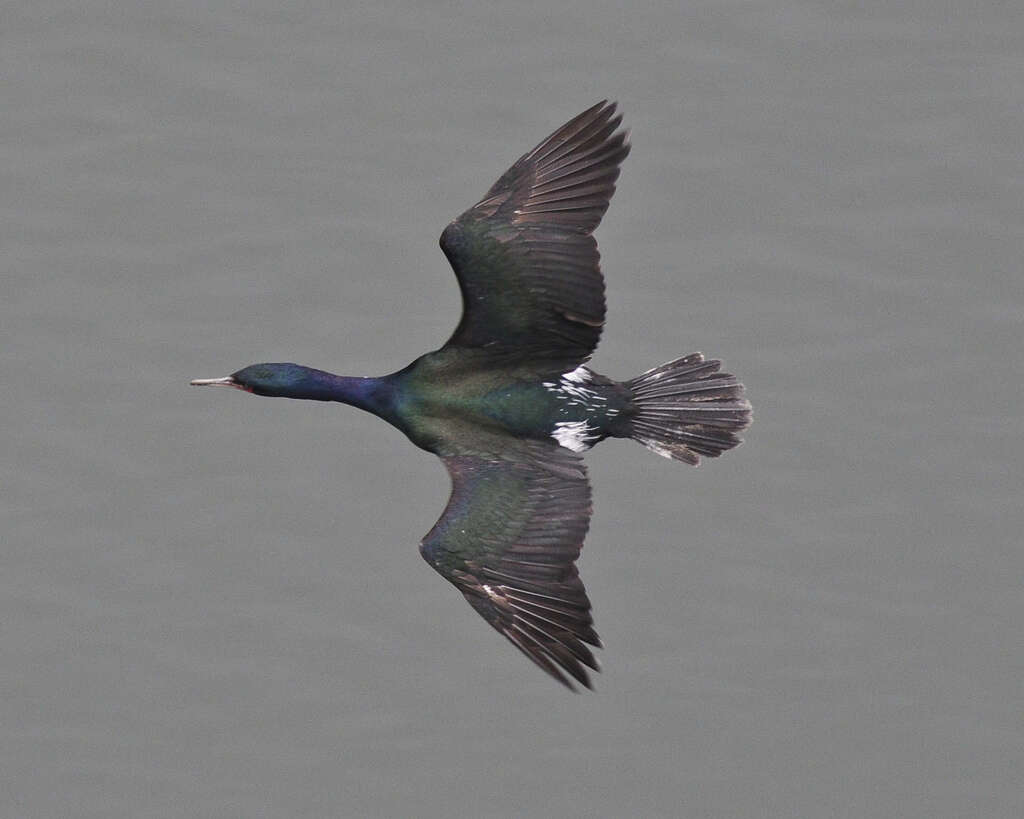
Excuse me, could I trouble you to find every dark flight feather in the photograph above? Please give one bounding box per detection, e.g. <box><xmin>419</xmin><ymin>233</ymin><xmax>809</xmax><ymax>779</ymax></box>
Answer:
<box><xmin>439</xmin><ymin>101</ymin><xmax>630</xmax><ymax>374</ymax></box>
<box><xmin>419</xmin><ymin>441</ymin><xmax>599</xmax><ymax>690</ymax></box>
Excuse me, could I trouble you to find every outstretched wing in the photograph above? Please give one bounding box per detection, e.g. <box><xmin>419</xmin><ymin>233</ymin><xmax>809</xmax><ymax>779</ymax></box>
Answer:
<box><xmin>419</xmin><ymin>442</ymin><xmax>600</xmax><ymax>690</ymax></box>
<box><xmin>439</xmin><ymin>101</ymin><xmax>630</xmax><ymax>374</ymax></box>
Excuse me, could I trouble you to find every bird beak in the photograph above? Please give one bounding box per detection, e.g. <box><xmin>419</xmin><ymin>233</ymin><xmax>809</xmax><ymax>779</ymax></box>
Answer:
<box><xmin>190</xmin><ymin>376</ymin><xmax>237</xmax><ymax>387</ymax></box>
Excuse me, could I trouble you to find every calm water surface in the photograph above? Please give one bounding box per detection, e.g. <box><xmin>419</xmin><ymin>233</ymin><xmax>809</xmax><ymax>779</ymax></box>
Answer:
<box><xmin>3</xmin><ymin>3</ymin><xmax>1022</xmax><ymax>817</ymax></box>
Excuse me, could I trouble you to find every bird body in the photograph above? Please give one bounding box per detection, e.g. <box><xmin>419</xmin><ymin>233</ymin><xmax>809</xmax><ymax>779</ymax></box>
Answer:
<box><xmin>223</xmin><ymin>355</ymin><xmax>633</xmax><ymax>458</ymax></box>
<box><xmin>192</xmin><ymin>102</ymin><xmax>752</xmax><ymax>689</ymax></box>
<box><xmin>393</xmin><ymin>356</ymin><xmax>630</xmax><ymax>456</ymax></box>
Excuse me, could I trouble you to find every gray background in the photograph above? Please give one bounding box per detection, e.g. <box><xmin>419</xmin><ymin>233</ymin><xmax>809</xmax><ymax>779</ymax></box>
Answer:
<box><xmin>3</xmin><ymin>2</ymin><xmax>1021</xmax><ymax>817</ymax></box>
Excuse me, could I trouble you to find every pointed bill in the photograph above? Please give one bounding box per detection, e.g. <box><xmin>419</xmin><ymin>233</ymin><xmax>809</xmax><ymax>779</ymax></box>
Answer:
<box><xmin>190</xmin><ymin>376</ymin><xmax>236</xmax><ymax>387</ymax></box>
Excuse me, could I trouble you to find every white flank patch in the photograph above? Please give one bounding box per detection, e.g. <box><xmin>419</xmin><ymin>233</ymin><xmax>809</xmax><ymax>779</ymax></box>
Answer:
<box><xmin>563</xmin><ymin>365</ymin><xmax>591</xmax><ymax>384</ymax></box>
<box><xmin>551</xmin><ymin>420</ymin><xmax>597</xmax><ymax>452</ymax></box>
<box><xmin>558</xmin><ymin>367</ymin><xmax>600</xmax><ymax>402</ymax></box>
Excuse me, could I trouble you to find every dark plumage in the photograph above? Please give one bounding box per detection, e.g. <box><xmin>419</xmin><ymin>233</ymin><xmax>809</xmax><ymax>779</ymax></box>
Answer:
<box><xmin>192</xmin><ymin>102</ymin><xmax>752</xmax><ymax>690</ymax></box>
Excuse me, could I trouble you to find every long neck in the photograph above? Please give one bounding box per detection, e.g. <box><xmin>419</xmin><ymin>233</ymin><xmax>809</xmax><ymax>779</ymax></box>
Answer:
<box><xmin>280</xmin><ymin>366</ymin><xmax>392</xmax><ymax>417</ymax></box>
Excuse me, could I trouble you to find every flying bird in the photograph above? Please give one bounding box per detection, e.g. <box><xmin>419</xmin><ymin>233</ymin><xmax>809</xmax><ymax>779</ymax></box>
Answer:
<box><xmin>192</xmin><ymin>102</ymin><xmax>751</xmax><ymax>690</ymax></box>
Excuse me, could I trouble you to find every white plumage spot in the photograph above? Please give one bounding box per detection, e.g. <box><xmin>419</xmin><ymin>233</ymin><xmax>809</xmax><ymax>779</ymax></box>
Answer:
<box><xmin>563</xmin><ymin>365</ymin><xmax>590</xmax><ymax>384</ymax></box>
<box><xmin>557</xmin><ymin>367</ymin><xmax>598</xmax><ymax>401</ymax></box>
<box><xmin>551</xmin><ymin>420</ymin><xmax>597</xmax><ymax>452</ymax></box>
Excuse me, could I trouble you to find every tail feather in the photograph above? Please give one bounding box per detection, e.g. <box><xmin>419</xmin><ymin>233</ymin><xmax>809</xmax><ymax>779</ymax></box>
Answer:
<box><xmin>624</xmin><ymin>352</ymin><xmax>751</xmax><ymax>465</ymax></box>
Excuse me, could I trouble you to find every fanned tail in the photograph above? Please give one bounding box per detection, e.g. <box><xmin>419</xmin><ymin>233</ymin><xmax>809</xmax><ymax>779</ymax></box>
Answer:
<box><xmin>624</xmin><ymin>352</ymin><xmax>751</xmax><ymax>465</ymax></box>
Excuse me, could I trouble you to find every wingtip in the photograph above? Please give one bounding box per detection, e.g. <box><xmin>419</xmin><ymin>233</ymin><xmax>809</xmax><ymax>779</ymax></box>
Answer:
<box><xmin>554</xmin><ymin>665</ymin><xmax>596</xmax><ymax>693</ymax></box>
<box><xmin>564</xmin><ymin>99</ymin><xmax>623</xmax><ymax>134</ymax></box>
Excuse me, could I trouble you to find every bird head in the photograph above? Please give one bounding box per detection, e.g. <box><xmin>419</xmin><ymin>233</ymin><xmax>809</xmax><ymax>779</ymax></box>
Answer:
<box><xmin>191</xmin><ymin>363</ymin><xmax>309</xmax><ymax>397</ymax></box>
